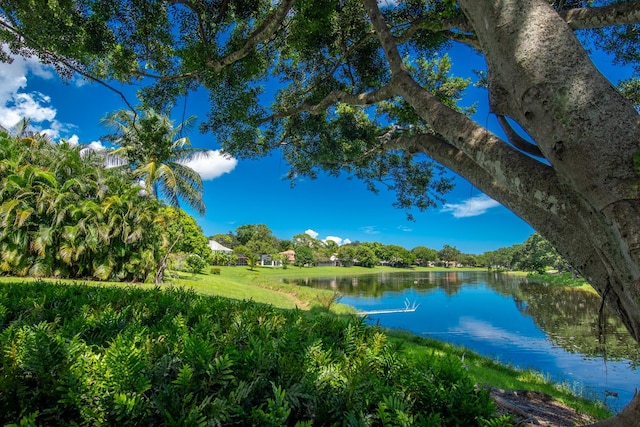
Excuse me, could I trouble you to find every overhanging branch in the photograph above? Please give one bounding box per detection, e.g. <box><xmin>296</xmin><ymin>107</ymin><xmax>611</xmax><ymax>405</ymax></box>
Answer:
<box><xmin>388</xmin><ymin>133</ymin><xmax>575</xmax><ymax>226</ymax></box>
<box><xmin>261</xmin><ymin>84</ymin><xmax>396</xmax><ymax>122</ymax></box>
<box><xmin>559</xmin><ymin>1</ymin><xmax>640</xmax><ymax>30</ymax></box>
<box><xmin>363</xmin><ymin>0</ymin><xmax>555</xmax><ymax>202</ymax></box>
<box><xmin>206</xmin><ymin>0</ymin><xmax>296</xmax><ymax>73</ymax></box>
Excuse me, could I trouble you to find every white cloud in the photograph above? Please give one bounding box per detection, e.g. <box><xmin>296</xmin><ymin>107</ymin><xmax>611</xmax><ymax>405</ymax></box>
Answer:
<box><xmin>87</xmin><ymin>140</ymin><xmax>107</xmax><ymax>151</ymax></box>
<box><xmin>0</xmin><ymin>52</ymin><xmax>63</xmax><ymax>132</ymax></box>
<box><xmin>441</xmin><ymin>194</ymin><xmax>501</xmax><ymax>218</ymax></box>
<box><xmin>325</xmin><ymin>236</ymin><xmax>343</xmax><ymax>245</ymax></box>
<box><xmin>304</xmin><ymin>231</ymin><xmax>350</xmax><ymax>246</ymax></box>
<box><xmin>67</xmin><ymin>135</ymin><xmax>81</xmax><ymax>146</ymax></box>
<box><xmin>181</xmin><ymin>150</ymin><xmax>238</xmax><ymax>180</ymax></box>
<box><xmin>305</xmin><ymin>229</ymin><xmax>319</xmax><ymax>239</ymax></box>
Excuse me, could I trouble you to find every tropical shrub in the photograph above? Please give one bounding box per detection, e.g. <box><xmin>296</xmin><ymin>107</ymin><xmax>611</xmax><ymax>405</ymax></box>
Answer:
<box><xmin>0</xmin><ymin>132</ymin><xmax>168</xmax><ymax>282</ymax></box>
<box><xmin>185</xmin><ymin>253</ymin><xmax>207</xmax><ymax>275</ymax></box>
<box><xmin>0</xmin><ymin>281</ymin><xmax>499</xmax><ymax>426</ymax></box>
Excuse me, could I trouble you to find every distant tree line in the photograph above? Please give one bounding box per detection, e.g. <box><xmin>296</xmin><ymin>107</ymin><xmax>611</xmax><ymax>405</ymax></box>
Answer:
<box><xmin>211</xmin><ymin>224</ymin><xmax>567</xmax><ymax>273</ymax></box>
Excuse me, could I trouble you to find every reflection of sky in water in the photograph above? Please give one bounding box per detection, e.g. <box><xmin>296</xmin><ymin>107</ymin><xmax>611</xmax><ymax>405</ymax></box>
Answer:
<box><xmin>340</xmin><ymin>283</ymin><xmax>640</xmax><ymax>413</ymax></box>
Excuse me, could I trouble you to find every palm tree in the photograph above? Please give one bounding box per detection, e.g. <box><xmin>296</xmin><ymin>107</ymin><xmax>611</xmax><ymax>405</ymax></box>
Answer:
<box><xmin>101</xmin><ymin>109</ymin><xmax>208</xmax><ymax>215</ymax></box>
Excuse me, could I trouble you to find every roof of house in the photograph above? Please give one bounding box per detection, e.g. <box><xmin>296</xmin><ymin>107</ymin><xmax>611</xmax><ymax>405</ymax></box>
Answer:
<box><xmin>279</xmin><ymin>250</ymin><xmax>296</xmax><ymax>261</ymax></box>
<box><xmin>208</xmin><ymin>240</ymin><xmax>233</xmax><ymax>252</ymax></box>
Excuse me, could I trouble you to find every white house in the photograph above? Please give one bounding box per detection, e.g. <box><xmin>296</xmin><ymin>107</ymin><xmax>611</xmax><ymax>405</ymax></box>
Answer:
<box><xmin>208</xmin><ymin>240</ymin><xmax>233</xmax><ymax>255</ymax></box>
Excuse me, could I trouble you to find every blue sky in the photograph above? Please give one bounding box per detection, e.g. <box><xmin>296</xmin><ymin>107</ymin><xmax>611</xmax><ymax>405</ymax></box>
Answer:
<box><xmin>0</xmin><ymin>41</ymin><xmax>631</xmax><ymax>254</ymax></box>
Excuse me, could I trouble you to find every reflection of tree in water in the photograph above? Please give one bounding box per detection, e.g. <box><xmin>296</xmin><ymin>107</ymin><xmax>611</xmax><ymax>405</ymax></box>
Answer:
<box><xmin>286</xmin><ymin>271</ymin><xmax>639</xmax><ymax>365</ymax></box>
<box><xmin>495</xmin><ymin>282</ymin><xmax>639</xmax><ymax>366</ymax></box>
<box><xmin>287</xmin><ymin>271</ymin><xmax>474</xmax><ymax>297</ymax></box>
<box><xmin>286</xmin><ymin>273</ymin><xmax>435</xmax><ymax>297</ymax></box>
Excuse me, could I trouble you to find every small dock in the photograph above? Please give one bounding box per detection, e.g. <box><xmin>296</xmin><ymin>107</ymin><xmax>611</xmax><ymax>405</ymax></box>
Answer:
<box><xmin>356</xmin><ymin>299</ymin><xmax>419</xmax><ymax>316</ymax></box>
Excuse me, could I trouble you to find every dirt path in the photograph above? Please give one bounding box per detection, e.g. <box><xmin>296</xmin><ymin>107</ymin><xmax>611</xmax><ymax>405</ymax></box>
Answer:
<box><xmin>490</xmin><ymin>388</ymin><xmax>597</xmax><ymax>426</ymax></box>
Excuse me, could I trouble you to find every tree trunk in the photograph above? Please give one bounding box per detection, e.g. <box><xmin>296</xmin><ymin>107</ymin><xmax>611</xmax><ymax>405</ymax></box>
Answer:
<box><xmin>453</xmin><ymin>0</ymin><xmax>640</xmax><ymax>346</ymax></box>
<box><xmin>442</xmin><ymin>1</ymin><xmax>640</xmax><ymax>423</ymax></box>
<box><xmin>364</xmin><ymin>0</ymin><xmax>640</xmax><ymax>421</ymax></box>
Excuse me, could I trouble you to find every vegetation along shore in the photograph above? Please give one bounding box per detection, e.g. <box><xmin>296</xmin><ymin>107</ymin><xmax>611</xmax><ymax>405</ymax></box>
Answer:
<box><xmin>0</xmin><ymin>266</ymin><xmax>612</xmax><ymax>425</ymax></box>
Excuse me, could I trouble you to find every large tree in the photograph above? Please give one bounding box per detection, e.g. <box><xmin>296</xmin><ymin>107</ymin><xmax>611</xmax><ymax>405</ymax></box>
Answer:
<box><xmin>2</xmin><ymin>1</ymin><xmax>640</xmax><ymax>422</ymax></box>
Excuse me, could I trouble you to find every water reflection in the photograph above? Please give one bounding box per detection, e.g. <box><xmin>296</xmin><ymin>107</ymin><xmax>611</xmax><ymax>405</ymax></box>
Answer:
<box><xmin>283</xmin><ymin>271</ymin><xmax>640</xmax><ymax>411</ymax></box>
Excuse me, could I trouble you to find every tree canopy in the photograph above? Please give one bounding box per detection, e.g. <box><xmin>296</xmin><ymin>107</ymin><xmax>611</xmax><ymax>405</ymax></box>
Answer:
<box><xmin>2</xmin><ymin>2</ymin><xmax>640</xmax><ymax>420</ymax></box>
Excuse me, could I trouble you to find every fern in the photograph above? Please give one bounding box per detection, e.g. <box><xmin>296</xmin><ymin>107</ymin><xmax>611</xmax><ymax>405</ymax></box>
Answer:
<box><xmin>172</xmin><ymin>363</ymin><xmax>194</xmax><ymax>391</ymax></box>
<box><xmin>207</xmin><ymin>353</ymin><xmax>235</xmax><ymax>388</ymax></box>
<box><xmin>0</xmin><ymin>281</ymin><xmax>510</xmax><ymax>426</ymax></box>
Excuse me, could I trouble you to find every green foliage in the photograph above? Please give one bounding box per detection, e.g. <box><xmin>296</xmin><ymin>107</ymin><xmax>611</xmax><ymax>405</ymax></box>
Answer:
<box><xmin>0</xmin><ymin>133</ymin><xmax>165</xmax><ymax>282</ymax></box>
<box><xmin>186</xmin><ymin>254</ymin><xmax>207</xmax><ymax>275</ymax></box>
<box><xmin>411</xmin><ymin>246</ymin><xmax>438</xmax><ymax>266</ymax></box>
<box><xmin>438</xmin><ymin>244</ymin><xmax>462</xmax><ymax>263</ymax></box>
<box><xmin>294</xmin><ymin>245</ymin><xmax>315</xmax><ymax>267</ymax></box>
<box><xmin>354</xmin><ymin>245</ymin><xmax>379</xmax><ymax>268</ymax></box>
<box><xmin>235</xmin><ymin>224</ymin><xmax>278</xmax><ymax>248</ymax></box>
<box><xmin>0</xmin><ymin>280</ymin><xmax>501</xmax><ymax>426</ymax></box>
<box><xmin>515</xmin><ymin>233</ymin><xmax>566</xmax><ymax>274</ymax></box>
<box><xmin>101</xmin><ymin>109</ymin><xmax>207</xmax><ymax>215</ymax></box>
<box><xmin>160</xmin><ymin>207</ymin><xmax>213</xmax><ymax>264</ymax></box>
<box><xmin>479</xmin><ymin>233</ymin><xmax>570</xmax><ymax>273</ymax></box>
<box><xmin>618</xmin><ymin>77</ymin><xmax>640</xmax><ymax>111</ymax></box>
<box><xmin>482</xmin><ymin>245</ymin><xmax>522</xmax><ymax>271</ymax></box>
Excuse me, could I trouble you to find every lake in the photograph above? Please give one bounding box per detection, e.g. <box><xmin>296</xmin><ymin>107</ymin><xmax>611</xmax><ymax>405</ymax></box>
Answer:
<box><xmin>284</xmin><ymin>270</ymin><xmax>640</xmax><ymax>412</ymax></box>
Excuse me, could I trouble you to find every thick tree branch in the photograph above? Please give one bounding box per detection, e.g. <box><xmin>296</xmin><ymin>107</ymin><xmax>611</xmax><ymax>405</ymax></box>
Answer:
<box><xmin>496</xmin><ymin>115</ymin><xmax>545</xmax><ymax>159</ymax></box>
<box><xmin>363</xmin><ymin>0</ymin><xmax>558</xmax><ymax>210</ymax></box>
<box><xmin>206</xmin><ymin>0</ymin><xmax>296</xmax><ymax>73</ymax></box>
<box><xmin>388</xmin><ymin>133</ymin><xmax>569</xmax><ymax>220</ymax></box>
<box><xmin>261</xmin><ymin>84</ymin><xmax>396</xmax><ymax>122</ymax></box>
<box><xmin>559</xmin><ymin>1</ymin><xmax>640</xmax><ymax>30</ymax></box>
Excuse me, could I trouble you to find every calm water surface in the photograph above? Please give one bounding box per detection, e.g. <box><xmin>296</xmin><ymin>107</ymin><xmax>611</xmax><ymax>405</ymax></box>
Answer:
<box><xmin>286</xmin><ymin>271</ymin><xmax>640</xmax><ymax>412</ymax></box>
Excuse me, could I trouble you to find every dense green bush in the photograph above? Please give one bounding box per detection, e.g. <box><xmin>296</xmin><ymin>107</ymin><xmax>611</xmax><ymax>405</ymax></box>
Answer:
<box><xmin>0</xmin><ymin>133</ymin><xmax>165</xmax><ymax>282</ymax></box>
<box><xmin>0</xmin><ymin>281</ymin><xmax>499</xmax><ymax>426</ymax></box>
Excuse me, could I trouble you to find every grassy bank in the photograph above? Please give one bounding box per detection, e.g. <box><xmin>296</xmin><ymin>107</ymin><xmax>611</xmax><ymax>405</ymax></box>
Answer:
<box><xmin>525</xmin><ymin>271</ymin><xmax>597</xmax><ymax>293</ymax></box>
<box><xmin>169</xmin><ymin>265</ymin><xmax>486</xmax><ymax>313</ymax></box>
<box><xmin>0</xmin><ymin>266</ymin><xmax>611</xmax><ymax>422</ymax></box>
